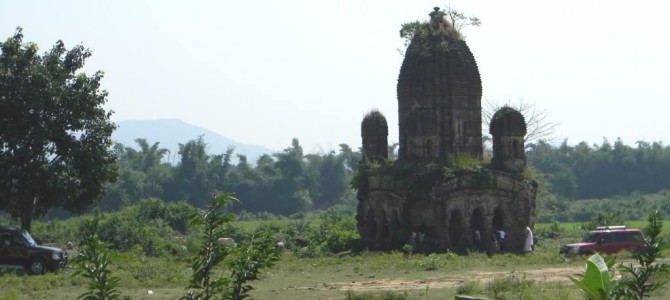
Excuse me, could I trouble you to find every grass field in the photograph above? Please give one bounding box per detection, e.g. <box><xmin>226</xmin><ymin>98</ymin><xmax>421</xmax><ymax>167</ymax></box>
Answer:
<box><xmin>1</xmin><ymin>220</ymin><xmax>669</xmax><ymax>300</ymax></box>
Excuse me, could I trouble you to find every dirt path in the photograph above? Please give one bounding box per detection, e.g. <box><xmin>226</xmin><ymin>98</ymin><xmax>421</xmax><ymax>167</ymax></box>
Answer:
<box><xmin>312</xmin><ymin>266</ymin><xmax>582</xmax><ymax>292</ymax></box>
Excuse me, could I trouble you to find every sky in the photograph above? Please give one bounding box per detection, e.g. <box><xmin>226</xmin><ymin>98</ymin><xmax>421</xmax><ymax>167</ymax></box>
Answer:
<box><xmin>2</xmin><ymin>1</ymin><xmax>669</xmax><ymax>154</ymax></box>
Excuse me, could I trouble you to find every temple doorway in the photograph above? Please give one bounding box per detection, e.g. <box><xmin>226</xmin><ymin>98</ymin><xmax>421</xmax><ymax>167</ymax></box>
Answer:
<box><xmin>448</xmin><ymin>209</ymin><xmax>465</xmax><ymax>250</ymax></box>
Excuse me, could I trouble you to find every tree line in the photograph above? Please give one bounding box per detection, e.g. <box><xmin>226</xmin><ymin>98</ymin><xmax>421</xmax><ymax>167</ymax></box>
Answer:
<box><xmin>527</xmin><ymin>138</ymin><xmax>670</xmax><ymax>201</ymax></box>
<box><xmin>104</xmin><ymin>136</ymin><xmax>670</xmax><ymax>220</ymax></box>
<box><xmin>100</xmin><ymin>137</ymin><xmax>361</xmax><ymax>215</ymax></box>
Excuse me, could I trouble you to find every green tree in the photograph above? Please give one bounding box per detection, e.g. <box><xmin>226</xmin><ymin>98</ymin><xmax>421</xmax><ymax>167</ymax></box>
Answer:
<box><xmin>169</xmin><ymin>136</ymin><xmax>212</xmax><ymax>205</ymax></box>
<box><xmin>0</xmin><ymin>28</ymin><xmax>117</xmax><ymax>231</ymax></box>
<box><xmin>271</xmin><ymin>138</ymin><xmax>310</xmax><ymax>214</ymax></box>
<box><xmin>338</xmin><ymin>143</ymin><xmax>361</xmax><ymax>172</ymax></box>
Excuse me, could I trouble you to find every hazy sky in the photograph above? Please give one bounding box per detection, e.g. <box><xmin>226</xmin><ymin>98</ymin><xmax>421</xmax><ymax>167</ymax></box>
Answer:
<box><xmin>2</xmin><ymin>1</ymin><xmax>669</xmax><ymax>154</ymax></box>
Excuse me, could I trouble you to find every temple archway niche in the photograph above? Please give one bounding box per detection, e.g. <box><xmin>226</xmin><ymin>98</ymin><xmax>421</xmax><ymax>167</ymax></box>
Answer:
<box><xmin>389</xmin><ymin>209</ymin><xmax>402</xmax><ymax>247</ymax></box>
<box><xmin>366</xmin><ymin>209</ymin><xmax>376</xmax><ymax>239</ymax></box>
<box><xmin>379</xmin><ymin>209</ymin><xmax>389</xmax><ymax>240</ymax></box>
<box><xmin>470</xmin><ymin>208</ymin><xmax>484</xmax><ymax>231</ymax></box>
<box><xmin>492</xmin><ymin>207</ymin><xmax>505</xmax><ymax>231</ymax></box>
<box><xmin>470</xmin><ymin>208</ymin><xmax>484</xmax><ymax>249</ymax></box>
<box><xmin>448</xmin><ymin>209</ymin><xmax>465</xmax><ymax>250</ymax></box>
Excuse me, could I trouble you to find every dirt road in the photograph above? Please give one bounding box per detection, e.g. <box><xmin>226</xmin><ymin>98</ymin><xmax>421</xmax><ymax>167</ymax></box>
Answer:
<box><xmin>315</xmin><ymin>266</ymin><xmax>582</xmax><ymax>292</ymax></box>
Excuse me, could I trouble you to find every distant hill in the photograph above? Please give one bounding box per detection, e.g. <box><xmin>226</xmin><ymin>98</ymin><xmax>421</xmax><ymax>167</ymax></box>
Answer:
<box><xmin>112</xmin><ymin>119</ymin><xmax>274</xmax><ymax>163</ymax></box>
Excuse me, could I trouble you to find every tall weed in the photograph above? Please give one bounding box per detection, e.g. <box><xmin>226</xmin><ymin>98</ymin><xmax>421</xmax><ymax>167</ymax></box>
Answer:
<box><xmin>183</xmin><ymin>194</ymin><xmax>280</xmax><ymax>300</ymax></box>
<box><xmin>73</xmin><ymin>211</ymin><xmax>122</xmax><ymax>300</ymax></box>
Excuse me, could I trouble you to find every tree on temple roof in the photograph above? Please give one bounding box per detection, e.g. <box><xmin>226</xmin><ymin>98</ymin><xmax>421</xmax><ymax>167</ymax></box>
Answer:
<box><xmin>399</xmin><ymin>6</ymin><xmax>481</xmax><ymax>54</ymax></box>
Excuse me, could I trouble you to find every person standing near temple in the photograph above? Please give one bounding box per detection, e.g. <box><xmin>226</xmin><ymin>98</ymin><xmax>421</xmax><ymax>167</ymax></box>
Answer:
<box><xmin>523</xmin><ymin>226</ymin><xmax>534</xmax><ymax>253</ymax></box>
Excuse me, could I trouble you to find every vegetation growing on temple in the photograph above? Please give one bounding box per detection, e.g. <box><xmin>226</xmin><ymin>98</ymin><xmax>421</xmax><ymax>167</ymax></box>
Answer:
<box><xmin>399</xmin><ymin>6</ymin><xmax>481</xmax><ymax>55</ymax></box>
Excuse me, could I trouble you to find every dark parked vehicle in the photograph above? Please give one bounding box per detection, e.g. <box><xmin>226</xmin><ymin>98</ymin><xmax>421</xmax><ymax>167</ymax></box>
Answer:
<box><xmin>560</xmin><ymin>225</ymin><xmax>645</xmax><ymax>256</ymax></box>
<box><xmin>0</xmin><ymin>227</ymin><xmax>67</xmax><ymax>274</ymax></box>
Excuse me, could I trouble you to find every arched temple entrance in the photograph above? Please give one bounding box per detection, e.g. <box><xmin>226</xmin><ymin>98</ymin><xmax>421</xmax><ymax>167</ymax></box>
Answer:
<box><xmin>470</xmin><ymin>208</ymin><xmax>484</xmax><ymax>250</ymax></box>
<box><xmin>492</xmin><ymin>207</ymin><xmax>506</xmax><ymax>251</ymax></box>
<box><xmin>389</xmin><ymin>209</ymin><xmax>401</xmax><ymax>247</ymax></box>
<box><xmin>366</xmin><ymin>209</ymin><xmax>376</xmax><ymax>239</ymax></box>
<box><xmin>492</xmin><ymin>207</ymin><xmax>504</xmax><ymax>231</ymax></box>
<box><xmin>379</xmin><ymin>210</ymin><xmax>389</xmax><ymax>240</ymax></box>
<box><xmin>448</xmin><ymin>209</ymin><xmax>465</xmax><ymax>250</ymax></box>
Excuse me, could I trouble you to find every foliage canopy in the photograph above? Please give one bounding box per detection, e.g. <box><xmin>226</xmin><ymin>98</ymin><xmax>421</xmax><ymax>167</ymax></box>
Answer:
<box><xmin>0</xmin><ymin>28</ymin><xmax>117</xmax><ymax>231</ymax></box>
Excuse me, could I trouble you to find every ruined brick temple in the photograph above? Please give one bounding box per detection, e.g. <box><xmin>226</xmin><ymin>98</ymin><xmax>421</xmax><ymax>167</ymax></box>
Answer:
<box><xmin>356</xmin><ymin>8</ymin><xmax>537</xmax><ymax>253</ymax></box>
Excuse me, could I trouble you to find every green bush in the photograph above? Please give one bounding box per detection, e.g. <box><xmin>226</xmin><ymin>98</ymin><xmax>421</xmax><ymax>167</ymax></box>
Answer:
<box><xmin>401</xmin><ymin>244</ymin><xmax>414</xmax><ymax>256</ymax></box>
<box><xmin>248</xmin><ymin>207</ymin><xmax>361</xmax><ymax>257</ymax></box>
<box><xmin>324</xmin><ymin>228</ymin><xmax>358</xmax><ymax>253</ymax></box>
<box><xmin>307</xmin><ymin>207</ymin><xmax>359</xmax><ymax>255</ymax></box>
<box><xmin>294</xmin><ymin>243</ymin><xmax>324</xmax><ymax>258</ymax></box>
<box><xmin>134</xmin><ymin>199</ymin><xmax>193</xmax><ymax>233</ymax></box>
<box><xmin>456</xmin><ymin>280</ymin><xmax>482</xmax><ymax>295</ymax></box>
<box><xmin>486</xmin><ymin>272</ymin><xmax>535</xmax><ymax>299</ymax></box>
<box><xmin>79</xmin><ymin>199</ymin><xmax>195</xmax><ymax>257</ymax></box>
<box><xmin>32</xmin><ymin>217</ymin><xmax>81</xmax><ymax>245</ymax></box>
<box><xmin>537</xmin><ymin>221</ymin><xmax>563</xmax><ymax>239</ymax></box>
<box><xmin>419</xmin><ymin>253</ymin><xmax>444</xmax><ymax>271</ymax></box>
<box><xmin>344</xmin><ymin>290</ymin><xmax>409</xmax><ymax>300</ymax></box>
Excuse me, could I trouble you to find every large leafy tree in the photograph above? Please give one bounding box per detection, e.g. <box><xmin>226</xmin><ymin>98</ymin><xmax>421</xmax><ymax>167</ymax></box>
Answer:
<box><xmin>0</xmin><ymin>28</ymin><xmax>117</xmax><ymax>231</ymax></box>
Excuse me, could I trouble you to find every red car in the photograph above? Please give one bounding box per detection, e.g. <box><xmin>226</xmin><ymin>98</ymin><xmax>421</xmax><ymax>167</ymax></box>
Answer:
<box><xmin>560</xmin><ymin>226</ymin><xmax>645</xmax><ymax>256</ymax></box>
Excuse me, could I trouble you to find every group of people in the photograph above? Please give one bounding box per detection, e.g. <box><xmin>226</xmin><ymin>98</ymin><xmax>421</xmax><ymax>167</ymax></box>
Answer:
<box><xmin>399</xmin><ymin>225</ymin><xmax>534</xmax><ymax>254</ymax></box>
<box><xmin>473</xmin><ymin>226</ymin><xmax>534</xmax><ymax>255</ymax></box>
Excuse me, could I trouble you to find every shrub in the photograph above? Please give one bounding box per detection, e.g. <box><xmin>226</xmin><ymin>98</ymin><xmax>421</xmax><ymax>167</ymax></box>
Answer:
<box><xmin>486</xmin><ymin>272</ymin><xmax>535</xmax><ymax>299</ymax></box>
<box><xmin>401</xmin><ymin>244</ymin><xmax>414</xmax><ymax>256</ymax></box>
<box><xmin>324</xmin><ymin>228</ymin><xmax>358</xmax><ymax>253</ymax></box>
<box><xmin>456</xmin><ymin>280</ymin><xmax>482</xmax><ymax>295</ymax></box>
<box><xmin>82</xmin><ymin>199</ymin><xmax>195</xmax><ymax>257</ymax></box>
<box><xmin>419</xmin><ymin>253</ymin><xmax>444</xmax><ymax>271</ymax></box>
<box><xmin>287</xmin><ymin>207</ymin><xmax>359</xmax><ymax>257</ymax></box>
<box><xmin>538</xmin><ymin>221</ymin><xmax>563</xmax><ymax>239</ymax></box>
<box><xmin>344</xmin><ymin>290</ymin><xmax>409</xmax><ymax>300</ymax></box>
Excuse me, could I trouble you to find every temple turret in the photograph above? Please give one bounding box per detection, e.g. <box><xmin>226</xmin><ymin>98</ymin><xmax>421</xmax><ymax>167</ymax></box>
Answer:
<box><xmin>361</xmin><ymin>110</ymin><xmax>389</xmax><ymax>162</ymax></box>
<box><xmin>490</xmin><ymin>107</ymin><xmax>527</xmax><ymax>174</ymax></box>
<box><xmin>397</xmin><ymin>7</ymin><xmax>483</xmax><ymax>167</ymax></box>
